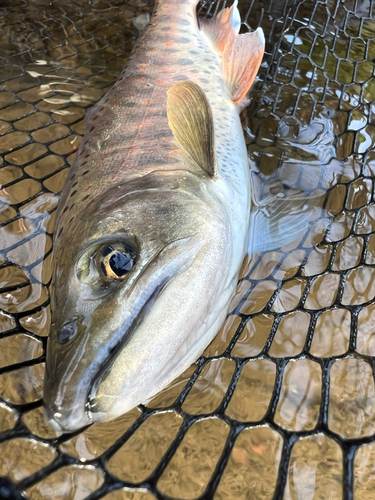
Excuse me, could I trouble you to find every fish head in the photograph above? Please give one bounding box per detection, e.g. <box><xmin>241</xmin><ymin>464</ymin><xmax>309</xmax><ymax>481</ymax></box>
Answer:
<box><xmin>44</xmin><ymin>170</ymin><xmax>231</xmax><ymax>432</ymax></box>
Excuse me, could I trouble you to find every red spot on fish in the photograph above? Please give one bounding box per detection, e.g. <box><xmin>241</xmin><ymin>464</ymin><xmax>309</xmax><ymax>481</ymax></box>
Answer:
<box><xmin>144</xmin><ymin>99</ymin><xmax>150</xmax><ymax>105</ymax></box>
<box><xmin>162</xmin><ymin>67</ymin><xmax>168</xmax><ymax>71</ymax></box>
<box><xmin>157</xmin><ymin>79</ymin><xmax>164</xmax><ymax>84</ymax></box>
<box><xmin>165</xmin><ymin>42</ymin><xmax>174</xmax><ymax>46</ymax></box>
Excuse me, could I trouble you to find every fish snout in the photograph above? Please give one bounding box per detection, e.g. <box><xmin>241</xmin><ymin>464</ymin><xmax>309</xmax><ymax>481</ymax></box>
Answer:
<box><xmin>44</xmin><ymin>321</ymin><xmax>93</xmax><ymax>432</ymax></box>
<box><xmin>44</xmin><ymin>404</ymin><xmax>92</xmax><ymax>433</ymax></box>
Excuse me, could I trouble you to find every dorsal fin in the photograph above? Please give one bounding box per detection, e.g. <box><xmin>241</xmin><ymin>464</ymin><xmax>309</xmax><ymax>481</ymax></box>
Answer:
<box><xmin>223</xmin><ymin>28</ymin><xmax>265</xmax><ymax>104</ymax></box>
<box><xmin>199</xmin><ymin>0</ymin><xmax>241</xmax><ymax>53</ymax></box>
<box><xmin>167</xmin><ymin>81</ymin><xmax>217</xmax><ymax>178</ymax></box>
<box><xmin>200</xmin><ymin>1</ymin><xmax>265</xmax><ymax>105</ymax></box>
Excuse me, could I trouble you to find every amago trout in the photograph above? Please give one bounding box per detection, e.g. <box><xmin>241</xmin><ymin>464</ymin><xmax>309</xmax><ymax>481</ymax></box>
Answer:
<box><xmin>44</xmin><ymin>0</ymin><xmax>265</xmax><ymax>431</ymax></box>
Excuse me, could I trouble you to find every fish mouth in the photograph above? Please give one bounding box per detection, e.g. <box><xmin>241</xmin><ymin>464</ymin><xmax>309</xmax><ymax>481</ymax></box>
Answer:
<box><xmin>45</xmin><ymin>278</ymin><xmax>169</xmax><ymax>432</ymax></box>
<box><xmin>86</xmin><ymin>278</ymin><xmax>169</xmax><ymax>417</ymax></box>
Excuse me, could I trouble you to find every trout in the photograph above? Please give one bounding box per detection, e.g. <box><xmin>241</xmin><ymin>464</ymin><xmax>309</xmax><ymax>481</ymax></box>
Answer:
<box><xmin>44</xmin><ymin>0</ymin><xmax>265</xmax><ymax>431</ymax></box>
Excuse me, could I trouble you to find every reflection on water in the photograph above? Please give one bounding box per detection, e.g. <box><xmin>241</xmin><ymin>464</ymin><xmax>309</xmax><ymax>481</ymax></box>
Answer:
<box><xmin>215</xmin><ymin>426</ymin><xmax>283</xmax><ymax>500</ymax></box>
<box><xmin>285</xmin><ymin>435</ymin><xmax>343</xmax><ymax>500</ymax></box>
<box><xmin>26</xmin><ymin>465</ymin><xmax>105</xmax><ymax>500</ymax></box>
<box><xmin>1</xmin><ymin>0</ymin><xmax>375</xmax><ymax>498</ymax></box>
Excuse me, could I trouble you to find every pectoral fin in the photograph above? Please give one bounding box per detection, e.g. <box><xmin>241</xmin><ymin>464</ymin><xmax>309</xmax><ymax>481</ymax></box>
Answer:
<box><xmin>248</xmin><ymin>176</ymin><xmax>313</xmax><ymax>254</ymax></box>
<box><xmin>167</xmin><ymin>80</ymin><xmax>217</xmax><ymax>177</ymax></box>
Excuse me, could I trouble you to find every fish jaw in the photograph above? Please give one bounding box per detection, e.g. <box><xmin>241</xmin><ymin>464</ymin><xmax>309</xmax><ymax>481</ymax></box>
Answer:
<box><xmin>44</xmin><ymin>171</ymin><xmax>234</xmax><ymax>432</ymax></box>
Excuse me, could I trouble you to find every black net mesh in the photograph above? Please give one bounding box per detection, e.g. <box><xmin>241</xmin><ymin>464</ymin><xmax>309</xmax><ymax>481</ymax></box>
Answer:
<box><xmin>1</xmin><ymin>0</ymin><xmax>375</xmax><ymax>499</ymax></box>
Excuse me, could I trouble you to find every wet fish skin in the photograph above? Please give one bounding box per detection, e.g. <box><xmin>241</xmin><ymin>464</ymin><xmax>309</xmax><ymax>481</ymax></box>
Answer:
<box><xmin>44</xmin><ymin>0</ymin><xmax>264</xmax><ymax>431</ymax></box>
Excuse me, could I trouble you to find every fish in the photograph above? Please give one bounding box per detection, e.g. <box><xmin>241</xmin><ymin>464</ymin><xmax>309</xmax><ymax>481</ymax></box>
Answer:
<box><xmin>43</xmin><ymin>0</ymin><xmax>269</xmax><ymax>432</ymax></box>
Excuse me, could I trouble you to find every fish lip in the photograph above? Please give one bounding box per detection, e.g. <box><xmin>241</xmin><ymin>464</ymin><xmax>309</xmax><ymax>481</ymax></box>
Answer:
<box><xmin>44</xmin><ymin>278</ymin><xmax>169</xmax><ymax>432</ymax></box>
<box><xmin>86</xmin><ymin>277</ymin><xmax>169</xmax><ymax>417</ymax></box>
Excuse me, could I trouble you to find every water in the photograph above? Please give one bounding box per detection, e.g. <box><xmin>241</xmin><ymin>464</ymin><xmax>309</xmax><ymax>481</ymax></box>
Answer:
<box><xmin>1</xmin><ymin>0</ymin><xmax>375</xmax><ymax>498</ymax></box>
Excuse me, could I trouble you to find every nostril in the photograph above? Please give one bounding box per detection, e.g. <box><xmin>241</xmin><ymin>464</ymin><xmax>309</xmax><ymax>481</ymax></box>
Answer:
<box><xmin>58</xmin><ymin>321</ymin><xmax>77</xmax><ymax>344</ymax></box>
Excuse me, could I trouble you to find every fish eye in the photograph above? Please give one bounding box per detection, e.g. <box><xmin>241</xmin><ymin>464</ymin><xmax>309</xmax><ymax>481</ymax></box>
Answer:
<box><xmin>99</xmin><ymin>243</ymin><xmax>137</xmax><ymax>279</ymax></box>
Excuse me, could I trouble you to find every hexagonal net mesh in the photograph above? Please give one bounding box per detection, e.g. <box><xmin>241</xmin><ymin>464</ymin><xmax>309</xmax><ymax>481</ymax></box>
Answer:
<box><xmin>0</xmin><ymin>0</ymin><xmax>375</xmax><ymax>499</ymax></box>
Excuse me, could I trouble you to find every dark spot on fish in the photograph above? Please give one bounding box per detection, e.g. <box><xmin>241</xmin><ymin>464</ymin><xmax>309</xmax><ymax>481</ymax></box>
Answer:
<box><xmin>72</xmin><ymin>181</ymin><xmax>78</xmax><ymax>188</ymax></box>
<box><xmin>57</xmin><ymin>227</ymin><xmax>63</xmax><ymax>237</ymax></box>
<box><xmin>177</xmin><ymin>58</ymin><xmax>193</xmax><ymax>65</ymax></box>
<box><xmin>131</xmin><ymin>73</ymin><xmax>148</xmax><ymax>79</ymax></box>
<box><xmin>200</xmin><ymin>78</ymin><xmax>209</xmax><ymax>83</ymax></box>
<box><xmin>69</xmin><ymin>203</ymin><xmax>75</xmax><ymax>211</ymax></box>
<box><xmin>82</xmin><ymin>194</ymin><xmax>90</xmax><ymax>201</ymax></box>
<box><xmin>179</xmin><ymin>19</ymin><xmax>189</xmax><ymax>25</ymax></box>
<box><xmin>175</xmin><ymin>37</ymin><xmax>190</xmax><ymax>43</ymax></box>
<box><xmin>90</xmin><ymin>126</ymin><xmax>95</xmax><ymax>132</ymax></box>
<box><xmin>70</xmin><ymin>190</ymin><xmax>77</xmax><ymax>197</ymax></box>
<box><xmin>84</xmin><ymin>153</ymin><xmax>90</xmax><ymax>159</ymax></box>
<box><xmin>69</xmin><ymin>217</ymin><xmax>74</xmax><ymax>224</ymax></box>
<box><xmin>93</xmin><ymin>115</ymin><xmax>99</xmax><ymax>120</ymax></box>
<box><xmin>58</xmin><ymin>321</ymin><xmax>77</xmax><ymax>344</ymax></box>
<box><xmin>82</xmin><ymin>170</ymin><xmax>90</xmax><ymax>176</ymax></box>
<box><xmin>190</xmin><ymin>50</ymin><xmax>198</xmax><ymax>55</ymax></box>
<box><xmin>70</xmin><ymin>173</ymin><xmax>76</xmax><ymax>180</ymax></box>
<box><xmin>62</xmin><ymin>206</ymin><xmax>68</xmax><ymax>214</ymax></box>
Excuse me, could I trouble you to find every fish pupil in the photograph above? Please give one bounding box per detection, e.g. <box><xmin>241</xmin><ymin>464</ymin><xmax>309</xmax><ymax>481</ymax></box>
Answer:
<box><xmin>109</xmin><ymin>251</ymin><xmax>134</xmax><ymax>276</ymax></box>
<box><xmin>102</xmin><ymin>245</ymin><xmax>113</xmax><ymax>257</ymax></box>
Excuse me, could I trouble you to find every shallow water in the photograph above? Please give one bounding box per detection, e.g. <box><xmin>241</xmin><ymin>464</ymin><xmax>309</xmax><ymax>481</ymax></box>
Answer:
<box><xmin>1</xmin><ymin>0</ymin><xmax>375</xmax><ymax>498</ymax></box>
